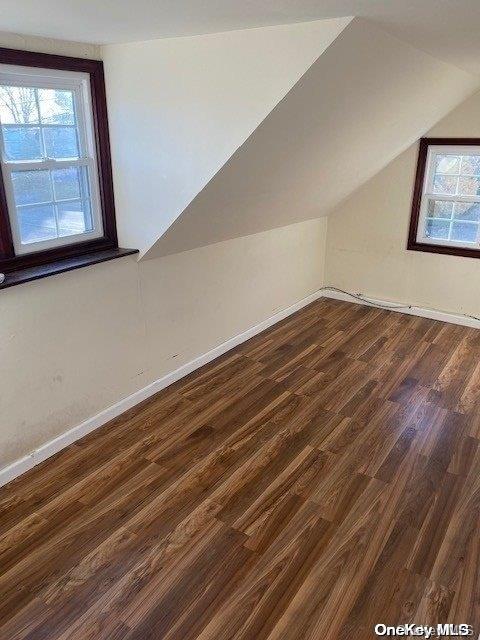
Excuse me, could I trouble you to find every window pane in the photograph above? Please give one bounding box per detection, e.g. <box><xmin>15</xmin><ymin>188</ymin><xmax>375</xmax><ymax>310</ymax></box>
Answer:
<box><xmin>52</xmin><ymin>167</ymin><xmax>81</xmax><ymax>201</ymax></box>
<box><xmin>12</xmin><ymin>170</ymin><xmax>52</xmax><ymax>205</ymax></box>
<box><xmin>18</xmin><ymin>204</ymin><xmax>56</xmax><ymax>244</ymax></box>
<box><xmin>454</xmin><ymin>202</ymin><xmax>480</xmax><ymax>221</ymax></box>
<box><xmin>433</xmin><ymin>175</ymin><xmax>457</xmax><ymax>195</ymax></box>
<box><xmin>460</xmin><ymin>155</ymin><xmax>480</xmax><ymax>176</ymax></box>
<box><xmin>80</xmin><ymin>166</ymin><xmax>91</xmax><ymax>199</ymax></box>
<box><xmin>435</xmin><ymin>155</ymin><xmax>460</xmax><ymax>174</ymax></box>
<box><xmin>10</xmin><ymin>167</ymin><xmax>97</xmax><ymax>246</ymax></box>
<box><xmin>57</xmin><ymin>200</ymin><xmax>93</xmax><ymax>237</ymax></box>
<box><xmin>0</xmin><ymin>86</ymin><xmax>39</xmax><ymax>124</ymax></box>
<box><xmin>458</xmin><ymin>176</ymin><xmax>480</xmax><ymax>197</ymax></box>
<box><xmin>451</xmin><ymin>221</ymin><xmax>478</xmax><ymax>243</ymax></box>
<box><xmin>427</xmin><ymin>200</ymin><xmax>453</xmax><ymax>219</ymax></box>
<box><xmin>38</xmin><ymin>89</ymin><xmax>75</xmax><ymax>125</ymax></box>
<box><xmin>425</xmin><ymin>218</ymin><xmax>450</xmax><ymax>240</ymax></box>
<box><xmin>2</xmin><ymin>126</ymin><xmax>42</xmax><ymax>161</ymax></box>
<box><xmin>44</xmin><ymin>126</ymin><xmax>79</xmax><ymax>159</ymax></box>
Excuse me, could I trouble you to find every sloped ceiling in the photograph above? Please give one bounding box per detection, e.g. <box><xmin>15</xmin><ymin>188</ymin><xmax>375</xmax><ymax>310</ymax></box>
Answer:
<box><xmin>145</xmin><ymin>18</ymin><xmax>479</xmax><ymax>259</ymax></box>
<box><xmin>4</xmin><ymin>0</ymin><xmax>480</xmax><ymax>78</ymax></box>
<box><xmin>103</xmin><ymin>18</ymin><xmax>351</xmax><ymax>254</ymax></box>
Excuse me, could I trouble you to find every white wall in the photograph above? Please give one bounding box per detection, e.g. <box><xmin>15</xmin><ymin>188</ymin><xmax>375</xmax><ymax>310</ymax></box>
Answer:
<box><xmin>326</xmin><ymin>89</ymin><xmax>480</xmax><ymax>317</ymax></box>
<box><xmin>0</xmin><ymin>29</ymin><xmax>99</xmax><ymax>58</ymax></box>
<box><xmin>1</xmin><ymin>218</ymin><xmax>327</xmax><ymax>469</ymax></box>
<box><xmin>102</xmin><ymin>18</ymin><xmax>350</xmax><ymax>254</ymax></box>
<box><xmin>0</xmin><ymin>28</ymin><xmax>333</xmax><ymax>471</ymax></box>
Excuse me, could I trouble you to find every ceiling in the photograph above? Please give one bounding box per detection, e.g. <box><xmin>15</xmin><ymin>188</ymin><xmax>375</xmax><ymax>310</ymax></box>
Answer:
<box><xmin>145</xmin><ymin>18</ymin><xmax>478</xmax><ymax>258</ymax></box>
<box><xmin>1</xmin><ymin>0</ymin><xmax>480</xmax><ymax>75</ymax></box>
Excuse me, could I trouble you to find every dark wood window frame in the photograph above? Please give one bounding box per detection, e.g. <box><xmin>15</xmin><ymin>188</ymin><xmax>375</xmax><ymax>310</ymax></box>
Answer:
<box><xmin>0</xmin><ymin>47</ymin><xmax>137</xmax><ymax>288</ymax></box>
<box><xmin>408</xmin><ymin>137</ymin><xmax>480</xmax><ymax>259</ymax></box>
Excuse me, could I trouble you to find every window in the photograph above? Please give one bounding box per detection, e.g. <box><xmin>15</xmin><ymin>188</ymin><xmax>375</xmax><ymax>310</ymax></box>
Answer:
<box><xmin>0</xmin><ymin>47</ymin><xmax>133</xmax><ymax>285</ymax></box>
<box><xmin>408</xmin><ymin>138</ymin><xmax>480</xmax><ymax>258</ymax></box>
<box><xmin>0</xmin><ymin>68</ymin><xmax>104</xmax><ymax>254</ymax></box>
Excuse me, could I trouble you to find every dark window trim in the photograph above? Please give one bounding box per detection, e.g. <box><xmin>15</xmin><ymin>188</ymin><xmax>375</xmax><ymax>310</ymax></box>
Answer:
<box><xmin>0</xmin><ymin>46</ymin><xmax>130</xmax><ymax>274</ymax></box>
<box><xmin>0</xmin><ymin>247</ymin><xmax>138</xmax><ymax>290</ymax></box>
<box><xmin>408</xmin><ymin>137</ymin><xmax>480</xmax><ymax>259</ymax></box>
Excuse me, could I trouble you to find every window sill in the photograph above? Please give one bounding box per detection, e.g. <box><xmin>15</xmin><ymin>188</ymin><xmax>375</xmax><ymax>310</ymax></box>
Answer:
<box><xmin>0</xmin><ymin>247</ymin><xmax>139</xmax><ymax>290</ymax></box>
<box><xmin>407</xmin><ymin>240</ymin><xmax>480</xmax><ymax>259</ymax></box>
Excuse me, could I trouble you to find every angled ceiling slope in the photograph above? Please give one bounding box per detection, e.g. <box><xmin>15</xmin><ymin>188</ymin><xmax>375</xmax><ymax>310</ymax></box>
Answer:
<box><xmin>103</xmin><ymin>18</ymin><xmax>351</xmax><ymax>255</ymax></box>
<box><xmin>145</xmin><ymin>18</ymin><xmax>479</xmax><ymax>259</ymax></box>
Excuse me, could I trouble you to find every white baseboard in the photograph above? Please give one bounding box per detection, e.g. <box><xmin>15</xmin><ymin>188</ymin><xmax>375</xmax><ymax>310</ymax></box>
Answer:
<box><xmin>321</xmin><ymin>289</ymin><xmax>480</xmax><ymax>329</ymax></box>
<box><xmin>0</xmin><ymin>288</ymin><xmax>323</xmax><ymax>488</ymax></box>
<box><xmin>2</xmin><ymin>287</ymin><xmax>478</xmax><ymax>489</ymax></box>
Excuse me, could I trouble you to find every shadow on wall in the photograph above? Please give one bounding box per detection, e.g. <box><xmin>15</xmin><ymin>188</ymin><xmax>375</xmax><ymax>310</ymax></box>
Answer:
<box><xmin>144</xmin><ymin>18</ymin><xmax>478</xmax><ymax>260</ymax></box>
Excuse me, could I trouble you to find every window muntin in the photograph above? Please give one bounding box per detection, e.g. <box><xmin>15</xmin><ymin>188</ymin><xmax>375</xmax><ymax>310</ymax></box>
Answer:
<box><xmin>417</xmin><ymin>145</ymin><xmax>480</xmax><ymax>249</ymax></box>
<box><xmin>0</xmin><ymin>65</ymin><xmax>103</xmax><ymax>255</ymax></box>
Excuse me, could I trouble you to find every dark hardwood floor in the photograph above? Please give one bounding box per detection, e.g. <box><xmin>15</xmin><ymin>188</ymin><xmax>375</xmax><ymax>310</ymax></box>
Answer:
<box><xmin>1</xmin><ymin>298</ymin><xmax>480</xmax><ymax>639</ymax></box>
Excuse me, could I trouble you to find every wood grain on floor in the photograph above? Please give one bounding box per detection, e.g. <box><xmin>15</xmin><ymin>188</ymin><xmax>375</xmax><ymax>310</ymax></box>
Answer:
<box><xmin>1</xmin><ymin>298</ymin><xmax>479</xmax><ymax>639</ymax></box>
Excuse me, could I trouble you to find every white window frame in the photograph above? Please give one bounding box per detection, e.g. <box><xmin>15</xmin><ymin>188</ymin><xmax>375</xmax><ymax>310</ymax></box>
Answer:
<box><xmin>0</xmin><ymin>64</ymin><xmax>103</xmax><ymax>255</ymax></box>
<box><xmin>416</xmin><ymin>144</ymin><xmax>480</xmax><ymax>250</ymax></box>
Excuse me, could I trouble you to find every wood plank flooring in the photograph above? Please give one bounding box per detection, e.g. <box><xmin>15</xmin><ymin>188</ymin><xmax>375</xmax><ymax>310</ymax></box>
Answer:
<box><xmin>1</xmin><ymin>298</ymin><xmax>480</xmax><ymax>639</ymax></box>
